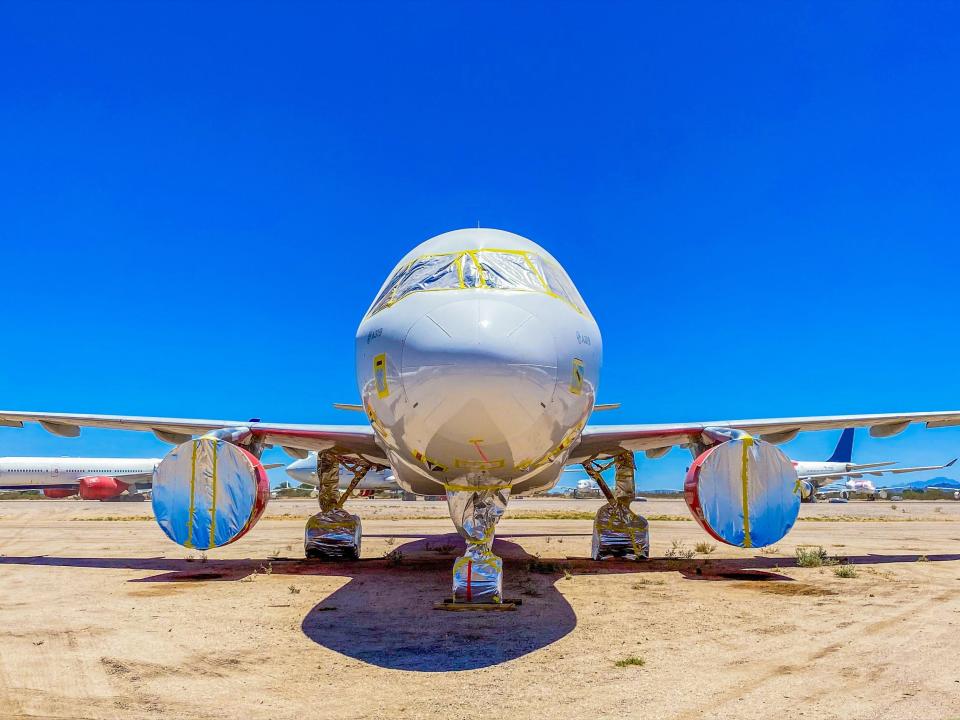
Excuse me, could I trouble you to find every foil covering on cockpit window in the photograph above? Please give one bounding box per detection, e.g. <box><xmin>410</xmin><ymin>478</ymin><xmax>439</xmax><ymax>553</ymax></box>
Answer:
<box><xmin>394</xmin><ymin>255</ymin><xmax>462</xmax><ymax>298</ymax></box>
<box><xmin>529</xmin><ymin>256</ymin><xmax>585</xmax><ymax>313</ymax></box>
<box><xmin>447</xmin><ymin>482</ymin><xmax>510</xmax><ymax>603</ymax></box>
<box><xmin>474</xmin><ymin>251</ymin><xmax>545</xmax><ymax>292</ymax></box>
<box><xmin>365</xmin><ymin>248</ymin><xmax>587</xmax><ymax>317</ymax></box>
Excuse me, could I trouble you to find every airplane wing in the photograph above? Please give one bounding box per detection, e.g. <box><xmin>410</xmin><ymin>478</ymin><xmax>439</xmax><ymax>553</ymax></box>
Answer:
<box><xmin>572</xmin><ymin>411</ymin><xmax>960</xmax><ymax>462</ymax></box>
<box><xmin>0</xmin><ymin>411</ymin><xmax>386</xmax><ymax>463</ymax></box>
<box><xmin>800</xmin><ymin>459</ymin><xmax>957</xmax><ymax>485</ymax></box>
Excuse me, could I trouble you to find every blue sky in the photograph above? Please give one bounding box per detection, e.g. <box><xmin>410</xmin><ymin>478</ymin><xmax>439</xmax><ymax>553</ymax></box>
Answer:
<box><xmin>2</xmin><ymin>2</ymin><xmax>959</xmax><ymax>489</ymax></box>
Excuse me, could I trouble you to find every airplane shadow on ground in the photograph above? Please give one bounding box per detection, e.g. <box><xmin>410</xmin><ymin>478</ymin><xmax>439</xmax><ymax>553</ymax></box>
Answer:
<box><xmin>3</xmin><ymin>544</ymin><xmax>959</xmax><ymax>671</ymax></box>
<box><xmin>296</xmin><ymin>534</ymin><xmax>576</xmax><ymax>671</ymax></box>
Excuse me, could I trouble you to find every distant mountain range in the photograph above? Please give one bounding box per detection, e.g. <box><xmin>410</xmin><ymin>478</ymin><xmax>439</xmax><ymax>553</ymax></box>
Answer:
<box><xmin>879</xmin><ymin>476</ymin><xmax>960</xmax><ymax>490</ymax></box>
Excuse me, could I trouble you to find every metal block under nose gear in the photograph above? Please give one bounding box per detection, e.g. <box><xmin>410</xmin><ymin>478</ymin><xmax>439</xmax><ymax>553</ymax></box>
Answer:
<box><xmin>446</xmin><ymin>482</ymin><xmax>511</xmax><ymax>604</ymax></box>
<box><xmin>583</xmin><ymin>450</ymin><xmax>649</xmax><ymax>560</ymax></box>
<box><xmin>303</xmin><ymin>449</ymin><xmax>370</xmax><ymax>561</ymax></box>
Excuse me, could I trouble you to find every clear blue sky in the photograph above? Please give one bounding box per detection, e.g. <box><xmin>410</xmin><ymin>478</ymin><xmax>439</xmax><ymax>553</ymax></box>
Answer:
<box><xmin>2</xmin><ymin>2</ymin><xmax>959</xmax><ymax>489</ymax></box>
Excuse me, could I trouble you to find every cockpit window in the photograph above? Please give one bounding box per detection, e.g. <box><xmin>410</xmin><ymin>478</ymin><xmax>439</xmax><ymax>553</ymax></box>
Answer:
<box><xmin>473</xmin><ymin>251</ymin><xmax>544</xmax><ymax>292</ymax></box>
<box><xmin>367</xmin><ymin>249</ymin><xmax>583</xmax><ymax>317</ymax></box>
<box><xmin>368</xmin><ymin>254</ymin><xmax>462</xmax><ymax>316</ymax></box>
<box><xmin>530</xmin><ymin>255</ymin><xmax>587</xmax><ymax>312</ymax></box>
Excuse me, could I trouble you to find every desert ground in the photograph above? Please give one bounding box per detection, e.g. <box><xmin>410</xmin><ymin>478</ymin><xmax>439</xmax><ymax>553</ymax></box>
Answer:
<box><xmin>1</xmin><ymin>497</ymin><xmax>958</xmax><ymax>720</ymax></box>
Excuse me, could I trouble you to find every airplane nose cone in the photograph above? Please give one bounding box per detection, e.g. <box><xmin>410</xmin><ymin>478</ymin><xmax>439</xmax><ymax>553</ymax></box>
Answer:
<box><xmin>400</xmin><ymin>298</ymin><xmax>559</xmax><ymax>464</ymax></box>
<box><xmin>286</xmin><ymin>458</ymin><xmax>314</xmax><ymax>484</ymax></box>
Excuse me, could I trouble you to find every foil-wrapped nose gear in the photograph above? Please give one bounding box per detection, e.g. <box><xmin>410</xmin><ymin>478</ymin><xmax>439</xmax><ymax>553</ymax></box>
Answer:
<box><xmin>447</xmin><ymin>482</ymin><xmax>511</xmax><ymax>604</ymax></box>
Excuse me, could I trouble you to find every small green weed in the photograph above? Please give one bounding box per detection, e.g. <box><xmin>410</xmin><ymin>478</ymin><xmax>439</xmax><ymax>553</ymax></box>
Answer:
<box><xmin>833</xmin><ymin>565</ymin><xmax>857</xmax><ymax>578</ymax></box>
<box><xmin>795</xmin><ymin>546</ymin><xmax>828</xmax><ymax>568</ymax></box>
<box><xmin>665</xmin><ymin>540</ymin><xmax>695</xmax><ymax>559</ymax></box>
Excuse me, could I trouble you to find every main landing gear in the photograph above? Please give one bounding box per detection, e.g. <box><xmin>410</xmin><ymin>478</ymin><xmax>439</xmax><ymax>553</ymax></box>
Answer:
<box><xmin>304</xmin><ymin>450</ymin><xmax>376</xmax><ymax>561</ymax></box>
<box><xmin>582</xmin><ymin>450</ymin><xmax>649</xmax><ymax>561</ymax></box>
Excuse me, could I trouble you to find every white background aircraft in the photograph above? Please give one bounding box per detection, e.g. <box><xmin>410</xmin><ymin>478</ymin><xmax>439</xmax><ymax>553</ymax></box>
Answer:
<box><xmin>0</xmin><ymin>456</ymin><xmax>283</xmax><ymax>500</ymax></box>
<box><xmin>0</xmin><ymin>456</ymin><xmax>159</xmax><ymax>499</ymax></box>
<box><xmin>285</xmin><ymin>453</ymin><xmax>397</xmax><ymax>491</ymax></box>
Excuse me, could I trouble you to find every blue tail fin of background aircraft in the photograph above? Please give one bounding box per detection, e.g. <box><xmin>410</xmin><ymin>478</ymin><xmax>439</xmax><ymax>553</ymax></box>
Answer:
<box><xmin>827</xmin><ymin>428</ymin><xmax>855</xmax><ymax>463</ymax></box>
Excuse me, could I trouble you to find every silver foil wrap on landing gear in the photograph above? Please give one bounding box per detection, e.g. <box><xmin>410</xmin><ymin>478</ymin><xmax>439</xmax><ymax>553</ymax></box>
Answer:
<box><xmin>305</xmin><ymin>508</ymin><xmax>362</xmax><ymax>560</ymax></box>
<box><xmin>447</xmin><ymin>483</ymin><xmax>510</xmax><ymax>603</ymax></box>
<box><xmin>591</xmin><ymin>502</ymin><xmax>649</xmax><ymax>561</ymax></box>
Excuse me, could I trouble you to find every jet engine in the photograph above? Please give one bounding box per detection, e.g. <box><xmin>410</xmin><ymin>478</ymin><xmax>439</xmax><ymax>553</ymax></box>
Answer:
<box><xmin>78</xmin><ymin>476</ymin><xmax>129</xmax><ymax>500</ymax></box>
<box><xmin>799</xmin><ymin>480</ymin><xmax>816</xmax><ymax>503</ymax></box>
<box><xmin>152</xmin><ymin>434</ymin><xmax>269</xmax><ymax>550</ymax></box>
<box><xmin>684</xmin><ymin>432</ymin><xmax>801</xmax><ymax>548</ymax></box>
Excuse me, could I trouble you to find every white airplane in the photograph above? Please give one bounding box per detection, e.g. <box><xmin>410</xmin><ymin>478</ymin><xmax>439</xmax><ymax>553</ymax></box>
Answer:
<box><xmin>285</xmin><ymin>453</ymin><xmax>398</xmax><ymax>491</ymax></box>
<box><xmin>792</xmin><ymin>428</ymin><xmax>956</xmax><ymax>501</ymax></box>
<box><xmin>0</xmin><ymin>456</ymin><xmax>284</xmax><ymax>501</ymax></box>
<box><xmin>2</xmin><ymin>228</ymin><xmax>960</xmax><ymax>605</ymax></box>
<box><xmin>571</xmin><ymin>477</ymin><xmax>603</xmax><ymax>498</ymax></box>
<box><xmin>0</xmin><ymin>456</ymin><xmax>159</xmax><ymax>500</ymax></box>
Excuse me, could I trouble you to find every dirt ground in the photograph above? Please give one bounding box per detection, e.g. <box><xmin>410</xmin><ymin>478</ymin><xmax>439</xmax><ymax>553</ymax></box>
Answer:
<box><xmin>1</xmin><ymin>497</ymin><xmax>958</xmax><ymax>720</ymax></box>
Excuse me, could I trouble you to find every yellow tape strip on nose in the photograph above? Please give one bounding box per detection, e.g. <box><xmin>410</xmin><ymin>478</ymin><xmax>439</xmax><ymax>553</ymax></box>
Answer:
<box><xmin>443</xmin><ymin>482</ymin><xmax>513</xmax><ymax>493</ymax></box>
<box><xmin>740</xmin><ymin>437</ymin><xmax>753</xmax><ymax>548</ymax></box>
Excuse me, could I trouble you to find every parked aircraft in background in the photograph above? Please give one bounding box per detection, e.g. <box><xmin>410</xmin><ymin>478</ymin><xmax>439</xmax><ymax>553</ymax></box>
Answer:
<box><xmin>794</xmin><ymin>429</ymin><xmax>956</xmax><ymax>501</ymax></box>
<box><xmin>285</xmin><ymin>453</ymin><xmax>398</xmax><ymax>490</ymax></box>
<box><xmin>876</xmin><ymin>478</ymin><xmax>960</xmax><ymax>501</ymax></box>
<box><xmin>3</xmin><ymin>229</ymin><xmax>960</xmax><ymax>607</ymax></box>
<box><xmin>0</xmin><ymin>456</ymin><xmax>160</xmax><ymax>500</ymax></box>
<box><xmin>0</xmin><ymin>456</ymin><xmax>282</xmax><ymax>501</ymax></box>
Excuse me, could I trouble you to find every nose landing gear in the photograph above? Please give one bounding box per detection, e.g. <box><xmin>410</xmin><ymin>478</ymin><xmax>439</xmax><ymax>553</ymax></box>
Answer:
<box><xmin>446</xmin><ymin>482</ymin><xmax>511</xmax><ymax>603</ymax></box>
<box><xmin>582</xmin><ymin>451</ymin><xmax>649</xmax><ymax>561</ymax></box>
<box><xmin>304</xmin><ymin>451</ymin><xmax>376</xmax><ymax>561</ymax></box>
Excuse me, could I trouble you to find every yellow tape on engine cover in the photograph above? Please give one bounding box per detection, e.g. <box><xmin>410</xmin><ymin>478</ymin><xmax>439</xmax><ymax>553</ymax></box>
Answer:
<box><xmin>740</xmin><ymin>437</ymin><xmax>753</xmax><ymax>548</ymax></box>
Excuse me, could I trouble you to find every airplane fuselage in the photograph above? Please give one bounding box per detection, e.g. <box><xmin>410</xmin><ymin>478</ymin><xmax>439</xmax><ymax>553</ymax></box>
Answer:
<box><xmin>793</xmin><ymin>461</ymin><xmax>855</xmax><ymax>477</ymax></box>
<box><xmin>354</xmin><ymin>229</ymin><xmax>601</xmax><ymax>496</ymax></box>
<box><xmin>285</xmin><ymin>456</ymin><xmax>398</xmax><ymax>490</ymax></box>
<box><xmin>0</xmin><ymin>457</ymin><xmax>159</xmax><ymax>489</ymax></box>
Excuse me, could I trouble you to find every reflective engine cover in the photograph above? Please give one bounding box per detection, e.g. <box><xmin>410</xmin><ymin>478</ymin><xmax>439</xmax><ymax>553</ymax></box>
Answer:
<box><xmin>152</xmin><ymin>437</ymin><xmax>269</xmax><ymax>550</ymax></box>
<box><xmin>684</xmin><ymin>437</ymin><xmax>800</xmax><ymax>548</ymax></box>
